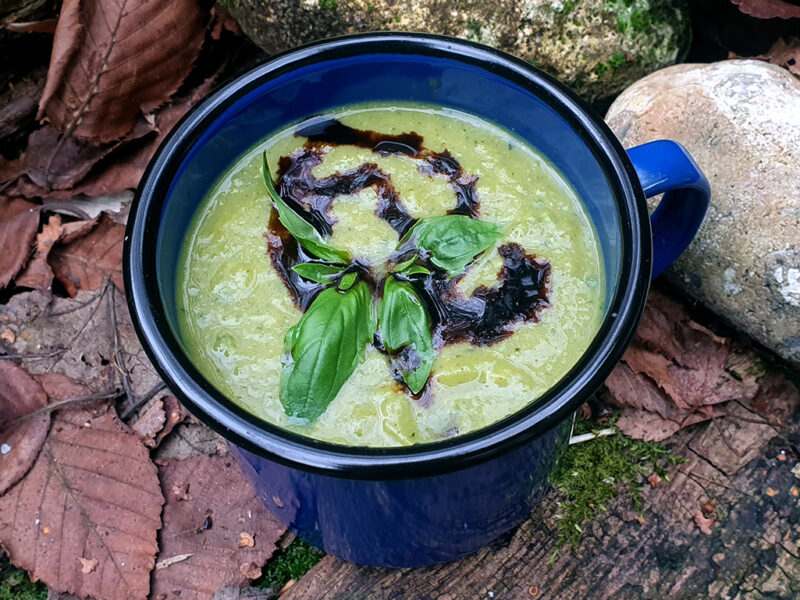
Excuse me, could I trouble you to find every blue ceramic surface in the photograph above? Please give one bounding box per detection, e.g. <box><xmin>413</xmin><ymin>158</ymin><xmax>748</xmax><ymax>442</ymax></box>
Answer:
<box><xmin>124</xmin><ymin>33</ymin><xmax>710</xmax><ymax>567</ymax></box>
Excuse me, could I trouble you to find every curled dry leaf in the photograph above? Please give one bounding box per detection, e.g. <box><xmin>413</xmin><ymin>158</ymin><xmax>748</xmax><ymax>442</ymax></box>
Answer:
<box><xmin>49</xmin><ymin>212</ymin><xmax>125</xmax><ymax>296</ymax></box>
<box><xmin>604</xmin><ymin>291</ymin><xmax>759</xmax><ymax>441</ymax></box>
<box><xmin>752</xmin><ymin>37</ymin><xmax>800</xmax><ymax>76</ymax></box>
<box><xmin>238</xmin><ymin>532</ymin><xmax>255</xmax><ymax>548</ymax></box>
<box><xmin>239</xmin><ymin>562</ymin><xmax>262</xmax><ymax>580</ymax></box>
<box><xmin>0</xmin><ymin>402</ymin><xmax>164</xmax><ymax>600</ymax></box>
<box><xmin>38</xmin><ymin>0</ymin><xmax>207</xmax><ymax>143</ymax></box>
<box><xmin>0</xmin><ymin>361</ymin><xmax>49</xmax><ymax>495</ymax></box>
<box><xmin>15</xmin><ymin>213</ymin><xmax>61</xmax><ymax>292</ymax></box>
<box><xmin>693</xmin><ymin>510</ymin><xmax>714</xmax><ymax>535</ymax></box>
<box><xmin>152</xmin><ymin>457</ymin><xmax>285</xmax><ymax>600</ymax></box>
<box><xmin>131</xmin><ymin>396</ymin><xmax>166</xmax><ymax>447</ymax></box>
<box><xmin>78</xmin><ymin>557</ymin><xmax>98</xmax><ymax>574</ymax></box>
<box><xmin>0</xmin><ymin>198</ymin><xmax>39</xmax><ymax>290</ymax></box>
<box><xmin>731</xmin><ymin>0</ymin><xmax>800</xmax><ymax>18</ymax></box>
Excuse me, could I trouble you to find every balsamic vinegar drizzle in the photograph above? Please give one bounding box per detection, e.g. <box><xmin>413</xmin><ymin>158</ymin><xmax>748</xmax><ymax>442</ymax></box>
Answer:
<box><xmin>266</xmin><ymin>117</ymin><xmax>551</xmax><ymax>362</ymax></box>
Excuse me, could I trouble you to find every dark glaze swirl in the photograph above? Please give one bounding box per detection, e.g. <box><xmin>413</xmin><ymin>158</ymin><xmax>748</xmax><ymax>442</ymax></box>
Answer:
<box><xmin>265</xmin><ymin>117</ymin><xmax>551</xmax><ymax>349</ymax></box>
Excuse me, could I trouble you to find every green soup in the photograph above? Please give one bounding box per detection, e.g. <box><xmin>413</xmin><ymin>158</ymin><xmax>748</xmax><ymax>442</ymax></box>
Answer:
<box><xmin>177</xmin><ymin>104</ymin><xmax>605</xmax><ymax>447</ymax></box>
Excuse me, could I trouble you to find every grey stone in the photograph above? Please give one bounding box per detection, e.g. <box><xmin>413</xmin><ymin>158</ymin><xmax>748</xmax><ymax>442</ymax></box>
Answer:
<box><xmin>606</xmin><ymin>60</ymin><xmax>800</xmax><ymax>367</ymax></box>
<box><xmin>224</xmin><ymin>0</ymin><xmax>690</xmax><ymax>103</ymax></box>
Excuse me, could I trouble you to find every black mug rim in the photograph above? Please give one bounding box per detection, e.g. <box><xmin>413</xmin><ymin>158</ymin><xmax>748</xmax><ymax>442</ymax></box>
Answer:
<box><xmin>124</xmin><ymin>32</ymin><xmax>651</xmax><ymax>480</ymax></box>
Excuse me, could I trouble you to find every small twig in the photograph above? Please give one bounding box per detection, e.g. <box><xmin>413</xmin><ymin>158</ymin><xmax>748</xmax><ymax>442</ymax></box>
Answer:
<box><xmin>0</xmin><ymin>348</ymin><xmax>66</xmax><ymax>360</ymax></box>
<box><xmin>1</xmin><ymin>389</ymin><xmax>120</xmax><ymax>431</ymax></box>
<box><xmin>568</xmin><ymin>428</ymin><xmax>617</xmax><ymax>445</ymax></box>
<box><xmin>120</xmin><ymin>381</ymin><xmax>167</xmax><ymax>420</ymax></box>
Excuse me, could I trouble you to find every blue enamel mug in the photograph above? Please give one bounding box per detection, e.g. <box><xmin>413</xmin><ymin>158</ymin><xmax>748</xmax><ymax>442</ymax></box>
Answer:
<box><xmin>124</xmin><ymin>33</ymin><xmax>710</xmax><ymax>567</ymax></box>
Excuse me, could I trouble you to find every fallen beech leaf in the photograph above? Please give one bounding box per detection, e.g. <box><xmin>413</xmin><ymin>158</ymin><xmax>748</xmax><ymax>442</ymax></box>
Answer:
<box><xmin>0</xmin><ymin>286</ymin><xmax>161</xmax><ymax>422</ymax></box>
<box><xmin>0</xmin><ymin>361</ymin><xmax>50</xmax><ymax>495</ymax></box>
<box><xmin>38</xmin><ymin>0</ymin><xmax>207</xmax><ymax>143</ymax></box>
<box><xmin>238</xmin><ymin>532</ymin><xmax>255</xmax><ymax>548</ymax></box>
<box><xmin>15</xmin><ymin>213</ymin><xmax>62</xmax><ymax>292</ymax></box>
<box><xmin>2</xmin><ymin>125</ymin><xmax>146</xmax><ymax>196</ymax></box>
<box><xmin>154</xmin><ymin>422</ymin><xmax>229</xmax><ymax>461</ymax></box>
<box><xmin>49</xmin><ymin>213</ymin><xmax>124</xmax><ymax>296</ymax></box>
<box><xmin>693</xmin><ymin>510</ymin><xmax>714</xmax><ymax>535</ymax></box>
<box><xmin>131</xmin><ymin>397</ymin><xmax>167</xmax><ymax>447</ymax></box>
<box><xmin>78</xmin><ymin>557</ymin><xmax>98</xmax><ymax>574</ymax></box>
<box><xmin>152</xmin><ymin>457</ymin><xmax>285</xmax><ymax>600</ymax></box>
<box><xmin>6</xmin><ymin>62</ymin><xmax>224</xmax><ymax>201</ymax></box>
<box><xmin>604</xmin><ymin>291</ymin><xmax>758</xmax><ymax>441</ymax></box>
<box><xmin>731</xmin><ymin>0</ymin><xmax>800</xmax><ymax>18</ymax></box>
<box><xmin>0</xmin><ymin>403</ymin><xmax>163</xmax><ymax>600</ymax></box>
<box><xmin>0</xmin><ymin>199</ymin><xmax>39</xmax><ymax>290</ymax></box>
<box><xmin>648</xmin><ymin>473</ymin><xmax>662</xmax><ymax>488</ymax></box>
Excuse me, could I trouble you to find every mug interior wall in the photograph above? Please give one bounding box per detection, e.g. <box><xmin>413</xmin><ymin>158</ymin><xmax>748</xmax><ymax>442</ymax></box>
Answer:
<box><xmin>157</xmin><ymin>52</ymin><xmax>623</xmax><ymax>344</ymax></box>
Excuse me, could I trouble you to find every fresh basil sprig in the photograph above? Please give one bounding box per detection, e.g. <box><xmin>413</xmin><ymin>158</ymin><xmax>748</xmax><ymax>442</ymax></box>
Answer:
<box><xmin>262</xmin><ymin>153</ymin><xmax>350</xmax><ymax>264</ymax></box>
<box><xmin>379</xmin><ymin>275</ymin><xmax>435</xmax><ymax>394</ymax></box>
<box><xmin>280</xmin><ymin>281</ymin><xmax>375</xmax><ymax>421</ymax></box>
<box><xmin>292</xmin><ymin>262</ymin><xmax>345</xmax><ymax>284</ymax></box>
<box><xmin>400</xmin><ymin>215</ymin><xmax>501</xmax><ymax>277</ymax></box>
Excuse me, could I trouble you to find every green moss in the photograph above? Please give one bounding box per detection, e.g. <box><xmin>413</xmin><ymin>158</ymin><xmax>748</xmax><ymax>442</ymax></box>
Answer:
<box><xmin>608</xmin><ymin>51</ymin><xmax>626</xmax><ymax>69</ymax></box>
<box><xmin>562</xmin><ymin>1</ymin><xmax>575</xmax><ymax>15</ymax></box>
<box><xmin>256</xmin><ymin>538</ymin><xmax>325</xmax><ymax>591</ymax></box>
<box><xmin>593</xmin><ymin>62</ymin><xmax>608</xmax><ymax>75</ymax></box>
<box><xmin>548</xmin><ymin>421</ymin><xmax>685</xmax><ymax>562</ymax></box>
<box><xmin>318</xmin><ymin>0</ymin><xmax>337</xmax><ymax>10</ymax></box>
<box><xmin>465</xmin><ymin>19</ymin><xmax>483</xmax><ymax>42</ymax></box>
<box><xmin>0</xmin><ymin>554</ymin><xmax>46</xmax><ymax>600</ymax></box>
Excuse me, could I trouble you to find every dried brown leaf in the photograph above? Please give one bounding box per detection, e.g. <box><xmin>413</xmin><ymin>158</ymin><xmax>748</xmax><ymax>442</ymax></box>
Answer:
<box><xmin>0</xmin><ymin>284</ymin><xmax>161</xmax><ymax>405</ymax></box>
<box><xmin>6</xmin><ymin>62</ymin><xmax>224</xmax><ymax>201</ymax></box>
<box><xmin>38</xmin><ymin>0</ymin><xmax>207</xmax><ymax>143</ymax></box>
<box><xmin>604</xmin><ymin>290</ymin><xmax>758</xmax><ymax>441</ymax></box>
<box><xmin>154</xmin><ymin>422</ymin><xmax>229</xmax><ymax>462</ymax></box>
<box><xmin>152</xmin><ymin>457</ymin><xmax>285</xmax><ymax>600</ymax></box>
<box><xmin>752</xmin><ymin>37</ymin><xmax>800</xmax><ymax>76</ymax></box>
<box><xmin>131</xmin><ymin>396</ymin><xmax>166</xmax><ymax>447</ymax></box>
<box><xmin>49</xmin><ymin>212</ymin><xmax>124</xmax><ymax>296</ymax></box>
<box><xmin>0</xmin><ymin>199</ymin><xmax>39</xmax><ymax>290</ymax></box>
<box><xmin>15</xmin><ymin>213</ymin><xmax>61</xmax><ymax>292</ymax></box>
<box><xmin>0</xmin><ymin>402</ymin><xmax>164</xmax><ymax>600</ymax></box>
<box><xmin>0</xmin><ymin>361</ymin><xmax>49</xmax><ymax>495</ymax></box>
<box><xmin>731</xmin><ymin>0</ymin><xmax>800</xmax><ymax>19</ymax></box>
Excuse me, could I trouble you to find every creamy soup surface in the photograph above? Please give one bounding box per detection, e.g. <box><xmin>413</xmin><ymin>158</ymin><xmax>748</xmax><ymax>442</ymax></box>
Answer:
<box><xmin>177</xmin><ymin>104</ymin><xmax>605</xmax><ymax>447</ymax></box>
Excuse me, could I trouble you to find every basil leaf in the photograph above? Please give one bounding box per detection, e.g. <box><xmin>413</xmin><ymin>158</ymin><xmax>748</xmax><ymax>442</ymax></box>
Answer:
<box><xmin>292</xmin><ymin>263</ymin><xmax>345</xmax><ymax>284</ymax></box>
<box><xmin>338</xmin><ymin>272</ymin><xmax>357</xmax><ymax>290</ymax></box>
<box><xmin>379</xmin><ymin>276</ymin><xmax>434</xmax><ymax>394</ymax></box>
<box><xmin>401</xmin><ymin>215</ymin><xmax>501</xmax><ymax>277</ymax></box>
<box><xmin>402</xmin><ymin>264</ymin><xmax>431</xmax><ymax>276</ymax></box>
<box><xmin>262</xmin><ymin>153</ymin><xmax>350</xmax><ymax>265</ymax></box>
<box><xmin>280</xmin><ymin>282</ymin><xmax>376</xmax><ymax>421</ymax></box>
<box><xmin>393</xmin><ymin>256</ymin><xmax>416</xmax><ymax>272</ymax></box>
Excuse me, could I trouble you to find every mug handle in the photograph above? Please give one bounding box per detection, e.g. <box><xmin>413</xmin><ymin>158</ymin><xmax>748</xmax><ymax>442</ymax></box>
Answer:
<box><xmin>626</xmin><ymin>140</ymin><xmax>711</xmax><ymax>279</ymax></box>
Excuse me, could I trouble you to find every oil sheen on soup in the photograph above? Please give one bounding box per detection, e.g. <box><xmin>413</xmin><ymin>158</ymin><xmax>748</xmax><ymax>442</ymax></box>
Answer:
<box><xmin>177</xmin><ymin>104</ymin><xmax>605</xmax><ymax>447</ymax></box>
